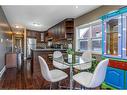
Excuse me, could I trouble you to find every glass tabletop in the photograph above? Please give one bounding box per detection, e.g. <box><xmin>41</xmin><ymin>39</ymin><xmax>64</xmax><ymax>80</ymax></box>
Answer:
<box><xmin>53</xmin><ymin>54</ymin><xmax>96</xmax><ymax>90</ymax></box>
<box><xmin>53</xmin><ymin>55</ymin><xmax>96</xmax><ymax>66</ymax></box>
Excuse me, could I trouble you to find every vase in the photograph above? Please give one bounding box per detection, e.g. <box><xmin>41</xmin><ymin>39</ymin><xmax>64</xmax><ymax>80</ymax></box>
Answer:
<box><xmin>68</xmin><ymin>54</ymin><xmax>72</xmax><ymax>63</ymax></box>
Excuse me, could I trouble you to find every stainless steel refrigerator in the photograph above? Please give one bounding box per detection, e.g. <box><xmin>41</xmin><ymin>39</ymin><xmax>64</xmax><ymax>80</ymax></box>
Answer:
<box><xmin>27</xmin><ymin>38</ymin><xmax>36</xmax><ymax>58</ymax></box>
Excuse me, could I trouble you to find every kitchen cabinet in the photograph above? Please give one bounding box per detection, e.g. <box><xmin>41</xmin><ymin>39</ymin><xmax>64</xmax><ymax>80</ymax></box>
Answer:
<box><xmin>60</xmin><ymin>22</ymin><xmax>66</xmax><ymax>39</ymax></box>
<box><xmin>105</xmin><ymin>67</ymin><xmax>125</xmax><ymax>89</ymax></box>
<box><xmin>36</xmin><ymin>32</ymin><xmax>41</xmax><ymax>43</ymax></box>
<box><xmin>47</xmin><ymin>18</ymin><xmax>74</xmax><ymax>41</ymax></box>
<box><xmin>125</xmin><ymin>71</ymin><xmax>127</xmax><ymax>89</ymax></box>
<box><xmin>46</xmin><ymin>18</ymin><xmax>74</xmax><ymax>49</ymax></box>
<box><xmin>27</xmin><ymin>30</ymin><xmax>45</xmax><ymax>43</ymax></box>
<box><xmin>40</xmin><ymin>33</ymin><xmax>44</xmax><ymax>42</ymax></box>
<box><xmin>27</xmin><ymin>30</ymin><xmax>37</xmax><ymax>38</ymax></box>
<box><xmin>31</xmin><ymin>49</ymin><xmax>67</xmax><ymax>76</ymax></box>
<box><xmin>48</xmin><ymin>29</ymin><xmax>53</xmax><ymax>38</ymax></box>
<box><xmin>44</xmin><ymin>32</ymin><xmax>48</xmax><ymax>43</ymax></box>
<box><xmin>36</xmin><ymin>32</ymin><xmax>45</xmax><ymax>43</ymax></box>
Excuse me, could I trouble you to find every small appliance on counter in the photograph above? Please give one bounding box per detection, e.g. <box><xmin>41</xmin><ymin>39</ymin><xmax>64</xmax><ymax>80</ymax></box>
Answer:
<box><xmin>53</xmin><ymin>44</ymin><xmax>61</xmax><ymax>49</ymax></box>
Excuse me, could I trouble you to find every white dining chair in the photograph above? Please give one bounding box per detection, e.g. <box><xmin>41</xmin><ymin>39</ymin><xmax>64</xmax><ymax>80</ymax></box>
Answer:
<box><xmin>73</xmin><ymin>59</ymin><xmax>109</xmax><ymax>89</ymax></box>
<box><xmin>53</xmin><ymin>51</ymin><xmax>69</xmax><ymax>70</ymax></box>
<box><xmin>38</xmin><ymin>56</ymin><xmax>68</xmax><ymax>89</ymax></box>
<box><xmin>73</xmin><ymin>51</ymin><xmax>92</xmax><ymax>71</ymax></box>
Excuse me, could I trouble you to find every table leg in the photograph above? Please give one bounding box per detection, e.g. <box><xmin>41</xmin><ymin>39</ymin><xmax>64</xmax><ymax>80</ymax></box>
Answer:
<box><xmin>70</xmin><ymin>65</ymin><xmax>73</xmax><ymax>90</ymax></box>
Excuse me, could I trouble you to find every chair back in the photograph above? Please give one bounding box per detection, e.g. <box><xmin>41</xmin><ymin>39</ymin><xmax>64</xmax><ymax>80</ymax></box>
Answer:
<box><xmin>53</xmin><ymin>51</ymin><xmax>64</xmax><ymax>61</ymax></box>
<box><xmin>53</xmin><ymin>51</ymin><xmax>64</xmax><ymax>66</ymax></box>
<box><xmin>89</xmin><ymin>59</ymin><xmax>109</xmax><ymax>88</ymax></box>
<box><xmin>82</xmin><ymin>51</ymin><xmax>92</xmax><ymax>61</ymax></box>
<box><xmin>38</xmin><ymin>56</ymin><xmax>52</xmax><ymax>82</ymax></box>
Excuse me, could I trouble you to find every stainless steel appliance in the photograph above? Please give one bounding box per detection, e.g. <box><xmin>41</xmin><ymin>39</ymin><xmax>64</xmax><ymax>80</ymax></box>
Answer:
<box><xmin>27</xmin><ymin>38</ymin><xmax>36</xmax><ymax>57</ymax></box>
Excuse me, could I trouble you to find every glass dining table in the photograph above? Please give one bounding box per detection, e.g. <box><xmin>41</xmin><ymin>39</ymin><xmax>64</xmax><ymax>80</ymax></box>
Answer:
<box><xmin>53</xmin><ymin>54</ymin><xmax>96</xmax><ymax>90</ymax></box>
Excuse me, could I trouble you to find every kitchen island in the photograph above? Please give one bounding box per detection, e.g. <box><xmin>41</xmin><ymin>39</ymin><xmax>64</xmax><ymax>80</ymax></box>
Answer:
<box><xmin>31</xmin><ymin>49</ymin><xmax>67</xmax><ymax>76</ymax></box>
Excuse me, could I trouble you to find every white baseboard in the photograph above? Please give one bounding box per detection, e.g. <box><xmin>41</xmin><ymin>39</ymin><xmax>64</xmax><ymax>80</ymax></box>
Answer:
<box><xmin>0</xmin><ymin>66</ymin><xmax>6</xmax><ymax>79</ymax></box>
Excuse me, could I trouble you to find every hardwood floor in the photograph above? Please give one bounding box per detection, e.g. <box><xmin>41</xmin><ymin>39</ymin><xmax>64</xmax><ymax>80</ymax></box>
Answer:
<box><xmin>0</xmin><ymin>61</ymin><xmax>71</xmax><ymax>89</ymax></box>
<box><xmin>0</xmin><ymin>61</ymin><xmax>101</xmax><ymax>90</ymax></box>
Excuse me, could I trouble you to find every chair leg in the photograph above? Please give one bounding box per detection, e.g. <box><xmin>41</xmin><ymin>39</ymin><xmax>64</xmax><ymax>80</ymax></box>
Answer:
<box><xmin>98</xmin><ymin>85</ymin><xmax>102</xmax><ymax>90</ymax></box>
<box><xmin>50</xmin><ymin>82</ymin><xmax>61</xmax><ymax>89</ymax></box>
<box><xmin>58</xmin><ymin>81</ymin><xmax>61</xmax><ymax>89</ymax></box>
<box><xmin>73</xmin><ymin>81</ymin><xmax>76</xmax><ymax>90</ymax></box>
<box><xmin>99</xmin><ymin>86</ymin><xmax>102</xmax><ymax>89</ymax></box>
<box><xmin>80</xmin><ymin>85</ymin><xmax>86</xmax><ymax>90</ymax></box>
<box><xmin>50</xmin><ymin>82</ymin><xmax>52</xmax><ymax>90</ymax></box>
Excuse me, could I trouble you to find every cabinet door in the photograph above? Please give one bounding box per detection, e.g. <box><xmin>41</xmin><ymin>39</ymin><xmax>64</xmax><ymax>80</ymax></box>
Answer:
<box><xmin>41</xmin><ymin>33</ymin><xmax>44</xmax><ymax>42</ymax></box>
<box><xmin>125</xmin><ymin>71</ymin><xmax>127</xmax><ymax>89</ymax></box>
<box><xmin>36</xmin><ymin>32</ymin><xmax>41</xmax><ymax>42</ymax></box>
<box><xmin>61</xmin><ymin>22</ymin><xmax>66</xmax><ymax>39</ymax></box>
<box><xmin>108</xmin><ymin>60</ymin><xmax>127</xmax><ymax>70</ymax></box>
<box><xmin>103</xmin><ymin>15</ymin><xmax>122</xmax><ymax>58</ymax></box>
<box><xmin>122</xmin><ymin>13</ymin><xmax>127</xmax><ymax>59</ymax></box>
<box><xmin>105</xmin><ymin>67</ymin><xmax>124</xmax><ymax>89</ymax></box>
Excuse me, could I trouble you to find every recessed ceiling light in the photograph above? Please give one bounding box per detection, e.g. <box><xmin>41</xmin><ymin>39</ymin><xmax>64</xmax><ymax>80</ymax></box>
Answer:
<box><xmin>33</xmin><ymin>22</ymin><xmax>42</xmax><ymax>27</ymax></box>
<box><xmin>75</xmin><ymin>5</ymin><xmax>78</xmax><ymax>9</ymax></box>
<box><xmin>15</xmin><ymin>25</ymin><xmax>20</xmax><ymax>28</ymax></box>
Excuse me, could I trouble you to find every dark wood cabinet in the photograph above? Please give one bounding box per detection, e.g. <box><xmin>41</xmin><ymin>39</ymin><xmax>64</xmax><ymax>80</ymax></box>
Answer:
<box><xmin>45</xmin><ymin>32</ymin><xmax>48</xmax><ymax>43</ymax></box>
<box><xmin>60</xmin><ymin>22</ymin><xmax>66</xmax><ymax>39</ymax></box>
<box><xmin>47</xmin><ymin>18</ymin><xmax>74</xmax><ymax>41</ymax></box>
<box><xmin>31</xmin><ymin>50</ymin><xmax>66</xmax><ymax>76</ymax></box>
<box><xmin>26</xmin><ymin>29</ymin><xmax>45</xmax><ymax>43</ymax></box>
<box><xmin>36</xmin><ymin>32</ymin><xmax>41</xmax><ymax>43</ymax></box>
<box><xmin>27</xmin><ymin>30</ymin><xmax>37</xmax><ymax>38</ymax></box>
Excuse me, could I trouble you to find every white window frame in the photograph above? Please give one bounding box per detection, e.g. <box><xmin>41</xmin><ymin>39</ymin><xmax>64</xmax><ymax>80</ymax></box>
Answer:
<box><xmin>75</xmin><ymin>20</ymin><xmax>102</xmax><ymax>54</ymax></box>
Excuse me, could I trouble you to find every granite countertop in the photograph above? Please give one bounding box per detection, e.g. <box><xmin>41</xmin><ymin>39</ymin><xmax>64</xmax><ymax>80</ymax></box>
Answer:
<box><xmin>6</xmin><ymin>52</ymin><xmax>23</xmax><ymax>54</ymax></box>
<box><xmin>32</xmin><ymin>48</ymin><xmax>67</xmax><ymax>51</ymax></box>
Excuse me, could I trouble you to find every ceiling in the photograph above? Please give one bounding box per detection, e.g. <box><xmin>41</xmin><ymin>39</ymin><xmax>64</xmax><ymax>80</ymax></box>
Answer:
<box><xmin>2</xmin><ymin>5</ymin><xmax>100</xmax><ymax>31</ymax></box>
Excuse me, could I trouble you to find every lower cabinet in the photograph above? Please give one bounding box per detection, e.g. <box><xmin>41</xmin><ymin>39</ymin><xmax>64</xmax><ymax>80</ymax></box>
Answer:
<box><xmin>126</xmin><ymin>71</ymin><xmax>127</xmax><ymax>89</ymax></box>
<box><xmin>105</xmin><ymin>67</ymin><xmax>125</xmax><ymax>89</ymax></box>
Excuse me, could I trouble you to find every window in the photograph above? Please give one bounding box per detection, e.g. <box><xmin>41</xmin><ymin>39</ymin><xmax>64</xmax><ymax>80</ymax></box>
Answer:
<box><xmin>91</xmin><ymin>24</ymin><xmax>102</xmax><ymax>52</ymax></box>
<box><xmin>76</xmin><ymin>20</ymin><xmax>102</xmax><ymax>54</ymax></box>
<box><xmin>78</xmin><ymin>27</ymin><xmax>90</xmax><ymax>51</ymax></box>
<box><xmin>79</xmin><ymin>39</ymin><xmax>88</xmax><ymax>50</ymax></box>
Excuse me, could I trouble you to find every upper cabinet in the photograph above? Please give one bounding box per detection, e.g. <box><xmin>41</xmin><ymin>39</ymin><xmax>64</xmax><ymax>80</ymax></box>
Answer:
<box><xmin>26</xmin><ymin>29</ymin><xmax>45</xmax><ymax>43</ymax></box>
<box><xmin>40</xmin><ymin>33</ymin><xmax>44</xmax><ymax>42</ymax></box>
<box><xmin>101</xmin><ymin>7</ymin><xmax>127</xmax><ymax>59</ymax></box>
<box><xmin>27</xmin><ymin>30</ymin><xmax>37</xmax><ymax>38</ymax></box>
<box><xmin>47</xmin><ymin>18</ymin><xmax>74</xmax><ymax>41</ymax></box>
<box><xmin>65</xmin><ymin>19</ymin><xmax>74</xmax><ymax>39</ymax></box>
